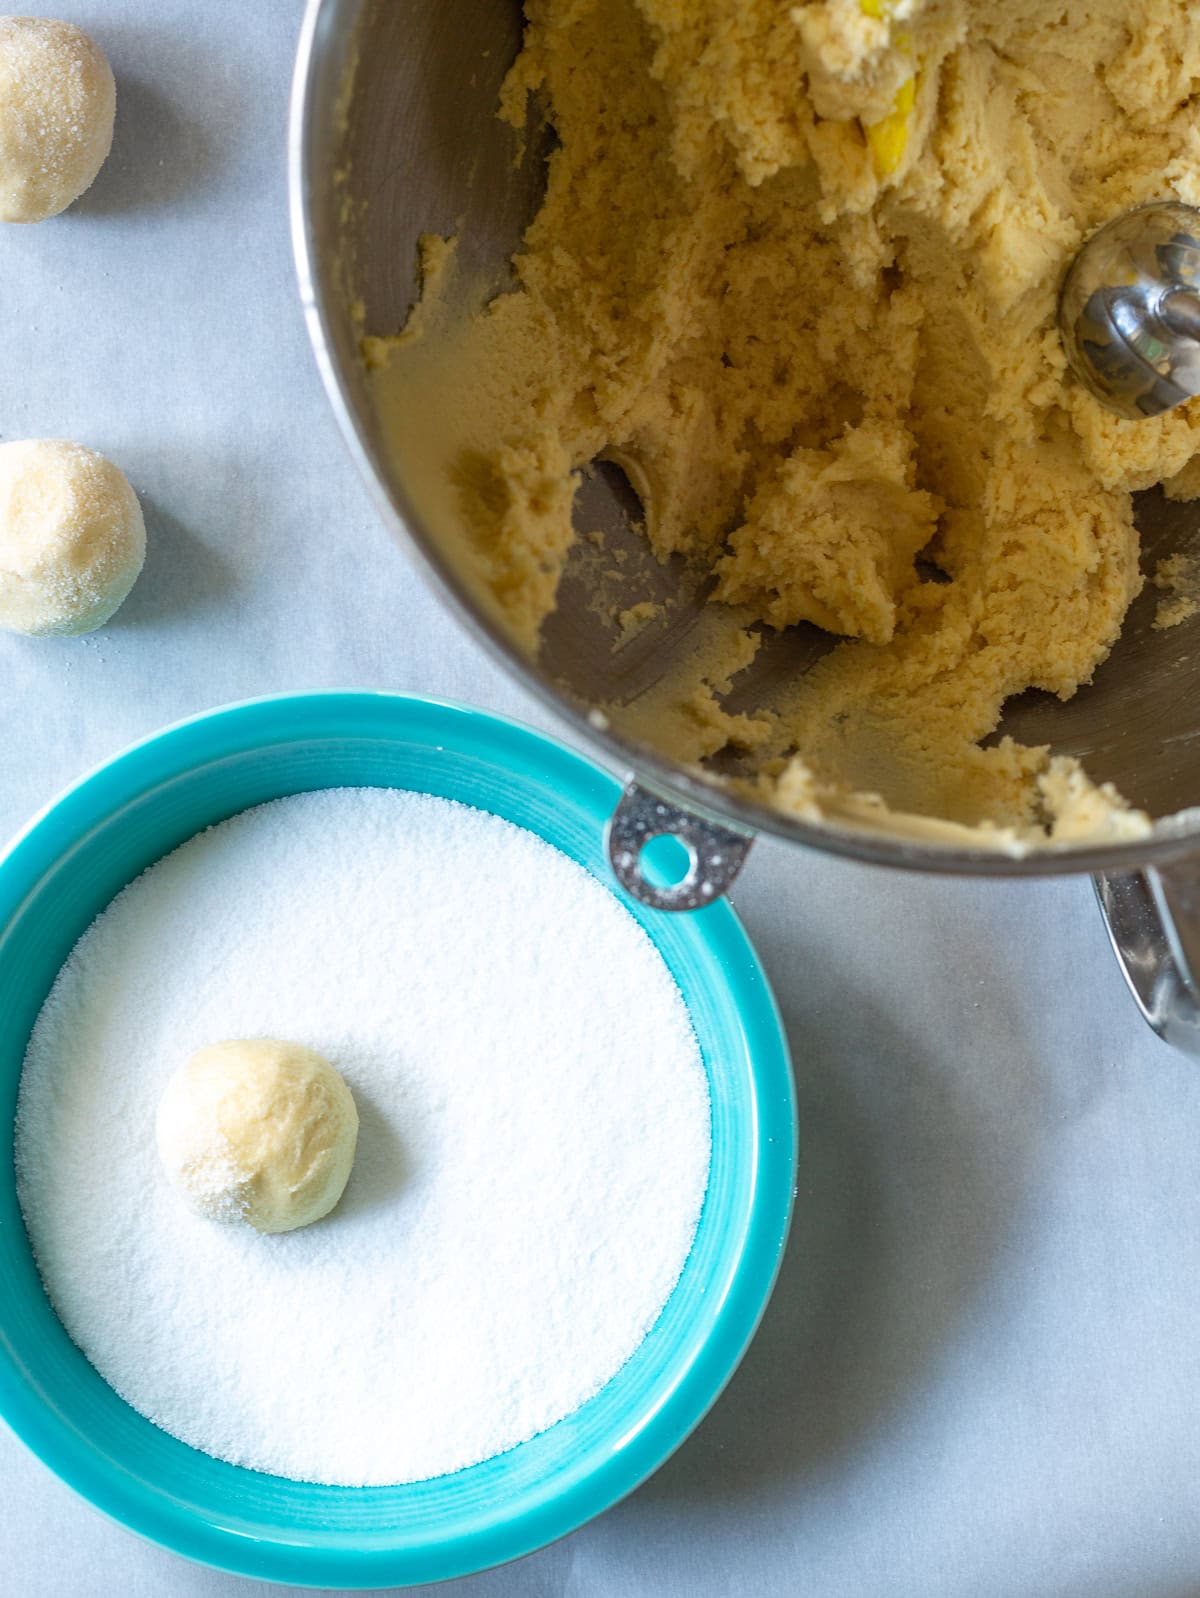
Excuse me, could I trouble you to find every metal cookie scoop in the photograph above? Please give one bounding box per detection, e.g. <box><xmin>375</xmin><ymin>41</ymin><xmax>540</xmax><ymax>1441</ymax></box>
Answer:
<box><xmin>1060</xmin><ymin>201</ymin><xmax>1200</xmax><ymax>420</ymax></box>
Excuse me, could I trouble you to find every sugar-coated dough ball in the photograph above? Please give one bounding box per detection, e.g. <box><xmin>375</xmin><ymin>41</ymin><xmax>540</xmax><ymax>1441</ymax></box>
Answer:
<box><xmin>0</xmin><ymin>439</ymin><xmax>145</xmax><ymax>636</ymax></box>
<box><xmin>156</xmin><ymin>1040</ymin><xmax>360</xmax><ymax>1235</ymax></box>
<box><xmin>0</xmin><ymin>17</ymin><xmax>115</xmax><ymax>222</ymax></box>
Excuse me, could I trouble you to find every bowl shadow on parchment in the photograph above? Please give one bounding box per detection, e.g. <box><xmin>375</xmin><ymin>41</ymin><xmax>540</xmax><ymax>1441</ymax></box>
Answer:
<box><xmin>637</xmin><ymin>913</ymin><xmax>1044</xmax><ymax>1507</ymax></box>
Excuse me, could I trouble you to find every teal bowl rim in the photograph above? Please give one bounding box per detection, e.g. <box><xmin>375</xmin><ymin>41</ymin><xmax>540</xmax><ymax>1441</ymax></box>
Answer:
<box><xmin>0</xmin><ymin>691</ymin><xmax>796</xmax><ymax>1588</ymax></box>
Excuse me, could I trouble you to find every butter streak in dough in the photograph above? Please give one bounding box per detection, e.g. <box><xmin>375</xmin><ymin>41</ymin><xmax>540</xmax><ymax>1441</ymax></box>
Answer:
<box><xmin>370</xmin><ymin>0</ymin><xmax>1200</xmax><ymax>846</ymax></box>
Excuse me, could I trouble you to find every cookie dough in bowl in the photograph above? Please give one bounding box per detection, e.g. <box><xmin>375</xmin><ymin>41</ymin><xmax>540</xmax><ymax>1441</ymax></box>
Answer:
<box><xmin>155</xmin><ymin>1039</ymin><xmax>359</xmax><ymax>1234</ymax></box>
<box><xmin>365</xmin><ymin>0</ymin><xmax>1200</xmax><ymax>851</ymax></box>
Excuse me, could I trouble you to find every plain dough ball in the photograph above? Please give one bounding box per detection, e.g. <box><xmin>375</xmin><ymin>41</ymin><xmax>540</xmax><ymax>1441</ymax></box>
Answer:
<box><xmin>0</xmin><ymin>439</ymin><xmax>145</xmax><ymax>635</ymax></box>
<box><xmin>156</xmin><ymin>1040</ymin><xmax>360</xmax><ymax>1235</ymax></box>
<box><xmin>0</xmin><ymin>17</ymin><xmax>115</xmax><ymax>222</ymax></box>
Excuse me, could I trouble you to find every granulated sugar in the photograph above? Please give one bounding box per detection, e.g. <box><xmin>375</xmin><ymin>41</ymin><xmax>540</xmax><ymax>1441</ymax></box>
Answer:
<box><xmin>15</xmin><ymin>788</ymin><xmax>710</xmax><ymax>1486</ymax></box>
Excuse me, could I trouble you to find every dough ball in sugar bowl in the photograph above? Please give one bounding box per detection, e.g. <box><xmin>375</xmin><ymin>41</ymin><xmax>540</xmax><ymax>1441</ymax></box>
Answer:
<box><xmin>155</xmin><ymin>1039</ymin><xmax>360</xmax><ymax>1235</ymax></box>
<box><xmin>0</xmin><ymin>17</ymin><xmax>115</xmax><ymax>222</ymax></box>
<box><xmin>0</xmin><ymin>439</ymin><xmax>145</xmax><ymax>636</ymax></box>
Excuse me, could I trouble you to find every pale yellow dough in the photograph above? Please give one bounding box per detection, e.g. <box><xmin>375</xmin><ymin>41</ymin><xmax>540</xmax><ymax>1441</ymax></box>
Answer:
<box><xmin>371</xmin><ymin>0</ymin><xmax>1200</xmax><ymax>845</ymax></box>
<box><xmin>0</xmin><ymin>439</ymin><xmax>145</xmax><ymax>636</ymax></box>
<box><xmin>0</xmin><ymin>17</ymin><xmax>115</xmax><ymax>223</ymax></box>
<box><xmin>155</xmin><ymin>1040</ymin><xmax>359</xmax><ymax>1235</ymax></box>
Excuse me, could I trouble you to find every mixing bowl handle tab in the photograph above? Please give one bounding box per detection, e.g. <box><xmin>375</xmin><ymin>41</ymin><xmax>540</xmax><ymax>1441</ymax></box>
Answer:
<box><xmin>1095</xmin><ymin>861</ymin><xmax>1200</xmax><ymax>1054</ymax></box>
<box><xmin>605</xmin><ymin>781</ymin><xmax>753</xmax><ymax>912</ymax></box>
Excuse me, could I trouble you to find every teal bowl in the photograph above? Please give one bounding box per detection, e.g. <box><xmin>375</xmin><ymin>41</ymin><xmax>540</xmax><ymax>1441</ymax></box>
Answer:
<box><xmin>0</xmin><ymin>693</ymin><xmax>795</xmax><ymax>1589</ymax></box>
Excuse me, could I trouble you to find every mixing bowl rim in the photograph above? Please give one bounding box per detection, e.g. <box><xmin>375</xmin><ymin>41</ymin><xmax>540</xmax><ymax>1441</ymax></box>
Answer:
<box><xmin>288</xmin><ymin>0</ymin><xmax>1200</xmax><ymax>885</ymax></box>
<box><xmin>0</xmin><ymin>688</ymin><xmax>797</xmax><ymax>1588</ymax></box>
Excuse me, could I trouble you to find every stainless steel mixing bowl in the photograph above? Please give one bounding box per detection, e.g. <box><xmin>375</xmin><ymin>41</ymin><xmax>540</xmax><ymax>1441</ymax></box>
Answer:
<box><xmin>290</xmin><ymin>0</ymin><xmax>1200</xmax><ymax>1052</ymax></box>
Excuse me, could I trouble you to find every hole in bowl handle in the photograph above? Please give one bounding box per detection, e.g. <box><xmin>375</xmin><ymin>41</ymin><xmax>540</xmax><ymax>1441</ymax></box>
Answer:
<box><xmin>1095</xmin><ymin>859</ymin><xmax>1200</xmax><ymax>1054</ymax></box>
<box><xmin>605</xmin><ymin>780</ymin><xmax>754</xmax><ymax>912</ymax></box>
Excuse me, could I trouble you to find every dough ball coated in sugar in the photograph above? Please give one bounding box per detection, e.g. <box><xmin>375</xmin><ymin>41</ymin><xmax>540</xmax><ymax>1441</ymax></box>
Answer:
<box><xmin>0</xmin><ymin>17</ymin><xmax>115</xmax><ymax>222</ymax></box>
<box><xmin>156</xmin><ymin>1040</ymin><xmax>360</xmax><ymax>1235</ymax></box>
<box><xmin>0</xmin><ymin>439</ymin><xmax>145</xmax><ymax>636</ymax></box>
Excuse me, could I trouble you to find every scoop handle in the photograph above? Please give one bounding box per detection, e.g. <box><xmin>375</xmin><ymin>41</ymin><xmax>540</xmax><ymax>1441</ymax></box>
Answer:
<box><xmin>1161</xmin><ymin>289</ymin><xmax>1200</xmax><ymax>344</ymax></box>
<box><xmin>1095</xmin><ymin>860</ymin><xmax>1200</xmax><ymax>1054</ymax></box>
